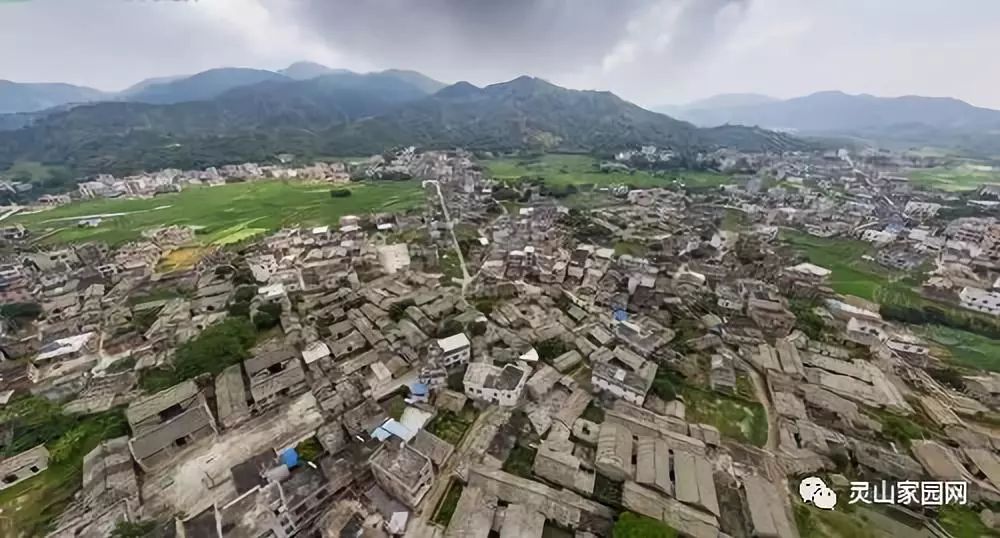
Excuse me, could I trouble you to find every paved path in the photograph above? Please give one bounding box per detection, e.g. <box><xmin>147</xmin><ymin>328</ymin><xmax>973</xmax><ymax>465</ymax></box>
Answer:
<box><xmin>741</xmin><ymin>359</ymin><xmax>778</xmax><ymax>451</ymax></box>
<box><xmin>424</xmin><ymin>180</ymin><xmax>471</xmax><ymax>296</ymax></box>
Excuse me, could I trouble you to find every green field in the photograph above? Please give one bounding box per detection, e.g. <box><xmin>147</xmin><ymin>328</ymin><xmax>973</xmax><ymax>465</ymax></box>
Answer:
<box><xmin>0</xmin><ymin>161</ymin><xmax>71</xmax><ymax>184</ymax></box>
<box><xmin>680</xmin><ymin>386</ymin><xmax>768</xmax><ymax>447</ymax></box>
<box><xmin>8</xmin><ymin>180</ymin><xmax>423</xmax><ymax>245</ymax></box>
<box><xmin>916</xmin><ymin>324</ymin><xmax>1000</xmax><ymax>372</ymax></box>
<box><xmin>908</xmin><ymin>164</ymin><xmax>1000</xmax><ymax>192</ymax></box>
<box><xmin>780</xmin><ymin>230</ymin><xmax>918</xmax><ymax>302</ymax></box>
<box><xmin>483</xmin><ymin>154</ymin><xmax>729</xmax><ymax>189</ymax></box>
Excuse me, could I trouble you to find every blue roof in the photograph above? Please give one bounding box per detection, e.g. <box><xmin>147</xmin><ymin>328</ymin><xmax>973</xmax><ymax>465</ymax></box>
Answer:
<box><xmin>410</xmin><ymin>383</ymin><xmax>429</xmax><ymax>396</ymax></box>
<box><xmin>371</xmin><ymin>419</ymin><xmax>416</xmax><ymax>442</ymax></box>
<box><xmin>613</xmin><ymin>309</ymin><xmax>628</xmax><ymax>321</ymax></box>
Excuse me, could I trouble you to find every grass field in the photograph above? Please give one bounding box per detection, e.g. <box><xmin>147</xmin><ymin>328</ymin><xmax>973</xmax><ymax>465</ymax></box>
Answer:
<box><xmin>9</xmin><ymin>180</ymin><xmax>423</xmax><ymax>245</ymax></box>
<box><xmin>780</xmin><ymin>230</ymin><xmax>918</xmax><ymax>302</ymax></box>
<box><xmin>483</xmin><ymin>154</ymin><xmax>729</xmax><ymax>189</ymax></box>
<box><xmin>0</xmin><ymin>161</ymin><xmax>70</xmax><ymax>185</ymax></box>
<box><xmin>916</xmin><ymin>324</ymin><xmax>1000</xmax><ymax>372</ymax></box>
<box><xmin>681</xmin><ymin>386</ymin><xmax>768</xmax><ymax>447</ymax></box>
<box><xmin>908</xmin><ymin>164</ymin><xmax>1000</xmax><ymax>192</ymax></box>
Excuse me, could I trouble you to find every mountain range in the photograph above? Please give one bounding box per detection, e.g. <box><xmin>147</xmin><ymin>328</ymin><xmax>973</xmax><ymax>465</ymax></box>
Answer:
<box><xmin>661</xmin><ymin>91</ymin><xmax>1000</xmax><ymax>154</ymax></box>
<box><xmin>0</xmin><ymin>64</ymin><xmax>801</xmax><ymax>176</ymax></box>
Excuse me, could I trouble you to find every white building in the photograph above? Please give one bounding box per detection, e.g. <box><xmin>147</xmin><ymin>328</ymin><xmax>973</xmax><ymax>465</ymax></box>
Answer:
<box><xmin>591</xmin><ymin>360</ymin><xmax>657</xmax><ymax>406</ymax></box>
<box><xmin>959</xmin><ymin>287</ymin><xmax>1000</xmax><ymax>316</ymax></box>
<box><xmin>463</xmin><ymin>362</ymin><xmax>530</xmax><ymax>407</ymax></box>
<box><xmin>433</xmin><ymin>333</ymin><xmax>471</xmax><ymax>368</ymax></box>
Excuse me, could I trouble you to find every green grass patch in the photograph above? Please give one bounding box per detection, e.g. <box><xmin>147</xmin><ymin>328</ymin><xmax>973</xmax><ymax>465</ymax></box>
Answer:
<box><xmin>938</xmin><ymin>505</ymin><xmax>1000</xmax><ymax>537</ymax></box>
<box><xmin>483</xmin><ymin>154</ymin><xmax>729</xmax><ymax>190</ymax></box>
<box><xmin>425</xmin><ymin>407</ymin><xmax>477</xmax><ymax>445</ymax></box>
<box><xmin>502</xmin><ymin>443</ymin><xmax>536</xmax><ymax>479</ymax></box>
<box><xmin>612</xmin><ymin>512</ymin><xmax>678</xmax><ymax>538</ymax></box>
<box><xmin>780</xmin><ymin>229</ymin><xmax>917</xmax><ymax>302</ymax></box>
<box><xmin>614</xmin><ymin>240</ymin><xmax>647</xmax><ymax>258</ymax></box>
<box><xmin>0</xmin><ymin>398</ymin><xmax>127</xmax><ymax>537</ymax></box>
<box><xmin>9</xmin><ymin>180</ymin><xmax>422</xmax><ymax>246</ymax></box>
<box><xmin>794</xmin><ymin>503</ymin><xmax>883</xmax><ymax>538</ymax></box>
<box><xmin>681</xmin><ymin>386</ymin><xmax>767</xmax><ymax>447</ymax></box>
<box><xmin>432</xmin><ymin>480</ymin><xmax>464</xmax><ymax>527</ymax></box>
<box><xmin>908</xmin><ymin>164</ymin><xmax>1000</xmax><ymax>192</ymax></box>
<box><xmin>915</xmin><ymin>324</ymin><xmax>1000</xmax><ymax>372</ymax></box>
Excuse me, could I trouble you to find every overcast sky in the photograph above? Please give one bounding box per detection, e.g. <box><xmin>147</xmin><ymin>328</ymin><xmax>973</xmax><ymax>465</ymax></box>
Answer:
<box><xmin>3</xmin><ymin>0</ymin><xmax>1000</xmax><ymax>108</ymax></box>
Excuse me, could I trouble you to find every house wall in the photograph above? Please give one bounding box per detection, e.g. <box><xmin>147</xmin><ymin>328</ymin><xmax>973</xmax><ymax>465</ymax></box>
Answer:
<box><xmin>592</xmin><ymin>376</ymin><xmax>645</xmax><ymax>406</ymax></box>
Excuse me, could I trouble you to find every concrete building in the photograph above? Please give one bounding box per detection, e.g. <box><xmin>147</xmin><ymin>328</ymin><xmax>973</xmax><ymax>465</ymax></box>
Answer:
<box><xmin>370</xmin><ymin>438</ymin><xmax>435</xmax><ymax>508</ymax></box>
<box><xmin>959</xmin><ymin>286</ymin><xmax>1000</xmax><ymax>316</ymax></box>
<box><xmin>0</xmin><ymin>445</ymin><xmax>49</xmax><ymax>490</ymax></box>
<box><xmin>595</xmin><ymin>422</ymin><xmax>633</xmax><ymax>482</ymax></box>
<box><xmin>591</xmin><ymin>359</ymin><xmax>657</xmax><ymax>406</ymax></box>
<box><xmin>464</xmin><ymin>362</ymin><xmax>530</xmax><ymax>407</ymax></box>
<box><xmin>125</xmin><ymin>380</ymin><xmax>218</xmax><ymax>471</ymax></box>
<box><xmin>244</xmin><ymin>348</ymin><xmax>307</xmax><ymax>408</ymax></box>
<box><xmin>433</xmin><ymin>333</ymin><xmax>472</xmax><ymax>368</ymax></box>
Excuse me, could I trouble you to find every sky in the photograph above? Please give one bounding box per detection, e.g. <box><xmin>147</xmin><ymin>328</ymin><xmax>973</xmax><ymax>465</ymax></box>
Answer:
<box><xmin>2</xmin><ymin>0</ymin><xmax>1000</xmax><ymax>108</ymax></box>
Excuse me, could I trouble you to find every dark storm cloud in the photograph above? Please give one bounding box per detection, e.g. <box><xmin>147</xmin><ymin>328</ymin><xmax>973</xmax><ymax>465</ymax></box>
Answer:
<box><xmin>271</xmin><ymin>0</ymin><xmax>741</xmax><ymax>81</ymax></box>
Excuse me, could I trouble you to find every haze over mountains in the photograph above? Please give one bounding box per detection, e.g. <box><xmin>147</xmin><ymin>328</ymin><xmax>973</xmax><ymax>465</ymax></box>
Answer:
<box><xmin>662</xmin><ymin>91</ymin><xmax>1000</xmax><ymax>154</ymax></box>
<box><xmin>0</xmin><ymin>63</ymin><xmax>800</xmax><ymax>176</ymax></box>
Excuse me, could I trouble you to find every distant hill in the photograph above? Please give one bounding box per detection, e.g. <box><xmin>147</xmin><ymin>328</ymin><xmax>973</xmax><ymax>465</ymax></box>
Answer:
<box><xmin>0</xmin><ymin>81</ymin><xmax>106</xmax><ymax>114</ymax></box>
<box><xmin>378</xmin><ymin>69</ymin><xmax>447</xmax><ymax>94</ymax></box>
<box><xmin>123</xmin><ymin>68</ymin><xmax>291</xmax><ymax>104</ymax></box>
<box><xmin>669</xmin><ymin>91</ymin><xmax>1000</xmax><ymax>154</ymax></box>
<box><xmin>278</xmin><ymin>62</ymin><xmax>350</xmax><ymax>80</ymax></box>
<box><xmin>326</xmin><ymin>76</ymin><xmax>802</xmax><ymax>155</ymax></box>
<box><xmin>0</xmin><ymin>75</ymin><xmax>802</xmax><ymax>175</ymax></box>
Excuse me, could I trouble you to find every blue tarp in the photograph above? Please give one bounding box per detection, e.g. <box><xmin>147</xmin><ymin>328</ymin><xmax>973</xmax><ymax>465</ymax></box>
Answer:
<box><xmin>613</xmin><ymin>309</ymin><xmax>628</xmax><ymax>321</ymax></box>
<box><xmin>410</xmin><ymin>382</ymin><xmax>429</xmax><ymax>396</ymax></box>
<box><xmin>280</xmin><ymin>448</ymin><xmax>299</xmax><ymax>468</ymax></box>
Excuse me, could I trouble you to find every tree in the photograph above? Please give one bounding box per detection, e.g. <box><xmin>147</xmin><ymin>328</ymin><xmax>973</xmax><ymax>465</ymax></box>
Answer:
<box><xmin>253</xmin><ymin>302</ymin><xmax>283</xmax><ymax>331</ymax></box>
<box><xmin>330</xmin><ymin>189</ymin><xmax>352</xmax><ymax>198</ymax></box>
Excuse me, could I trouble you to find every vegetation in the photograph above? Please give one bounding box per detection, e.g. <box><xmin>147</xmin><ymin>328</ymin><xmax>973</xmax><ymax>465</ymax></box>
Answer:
<box><xmin>868</xmin><ymin>409</ymin><xmax>935</xmax><ymax>447</ymax></box>
<box><xmin>938</xmin><ymin>505</ymin><xmax>1000</xmax><ymax>537</ymax></box>
<box><xmin>139</xmin><ymin>317</ymin><xmax>257</xmax><ymax>392</ymax></box>
<box><xmin>793</xmin><ymin>503</ymin><xmax>882</xmax><ymax>538</ymax></box>
<box><xmin>913</xmin><ymin>323</ymin><xmax>1000</xmax><ymax>372</ymax></box>
<box><xmin>484</xmin><ymin>154</ymin><xmax>730</xmax><ymax>190</ymax></box>
<box><xmin>432</xmin><ymin>481</ymin><xmax>464</xmax><ymax>527</ymax></box>
<box><xmin>790</xmin><ymin>299</ymin><xmax>827</xmax><ymax>340</ymax></box>
<box><xmin>295</xmin><ymin>437</ymin><xmax>324</xmax><ymax>462</ymax></box>
<box><xmin>612</xmin><ymin>512</ymin><xmax>678</xmax><ymax>538</ymax></box>
<box><xmin>388</xmin><ymin>299</ymin><xmax>416</xmax><ymax>321</ymax></box>
<box><xmin>535</xmin><ymin>338</ymin><xmax>570</xmax><ymax>362</ymax></box>
<box><xmin>425</xmin><ymin>407</ymin><xmax>476</xmax><ymax>445</ymax></box>
<box><xmin>0</xmin><ymin>301</ymin><xmax>42</xmax><ymax>330</ymax></box>
<box><xmin>613</xmin><ymin>240</ymin><xmax>647</xmax><ymax>258</ymax></box>
<box><xmin>502</xmin><ymin>444</ymin><xmax>536</xmax><ymax>479</ymax></box>
<box><xmin>252</xmin><ymin>301</ymin><xmax>282</xmax><ymax>331</ymax></box>
<box><xmin>0</xmin><ymin>398</ymin><xmax>128</xmax><ymax>537</ymax></box>
<box><xmin>780</xmin><ymin>230</ymin><xmax>907</xmax><ymax>301</ymax></box>
<box><xmin>329</xmin><ymin>188</ymin><xmax>351</xmax><ymax>198</ymax></box>
<box><xmin>581</xmin><ymin>401</ymin><xmax>606</xmax><ymax>424</ymax></box>
<box><xmin>681</xmin><ymin>386</ymin><xmax>768</xmax><ymax>447</ymax></box>
<box><xmin>111</xmin><ymin>520</ymin><xmax>159</xmax><ymax>538</ymax></box>
<box><xmin>650</xmin><ymin>369</ymin><xmax>682</xmax><ymax>402</ymax></box>
<box><xmin>908</xmin><ymin>164</ymin><xmax>1000</xmax><ymax>192</ymax></box>
<box><xmin>7</xmin><ymin>180</ymin><xmax>422</xmax><ymax>245</ymax></box>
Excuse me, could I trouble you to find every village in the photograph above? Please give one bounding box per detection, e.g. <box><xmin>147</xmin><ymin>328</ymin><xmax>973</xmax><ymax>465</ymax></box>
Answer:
<box><xmin>1</xmin><ymin>146</ymin><xmax>1000</xmax><ymax>538</ymax></box>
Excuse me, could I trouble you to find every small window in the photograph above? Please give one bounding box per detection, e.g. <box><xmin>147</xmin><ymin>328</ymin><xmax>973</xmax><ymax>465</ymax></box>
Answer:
<box><xmin>29</xmin><ymin>466</ymin><xmax>39</xmax><ymax>473</ymax></box>
<box><xmin>3</xmin><ymin>474</ymin><xmax>18</xmax><ymax>484</ymax></box>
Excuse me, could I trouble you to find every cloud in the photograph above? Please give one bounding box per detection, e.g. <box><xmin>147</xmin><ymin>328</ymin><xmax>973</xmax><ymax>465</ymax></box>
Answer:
<box><xmin>2</xmin><ymin>0</ymin><xmax>1000</xmax><ymax>108</ymax></box>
